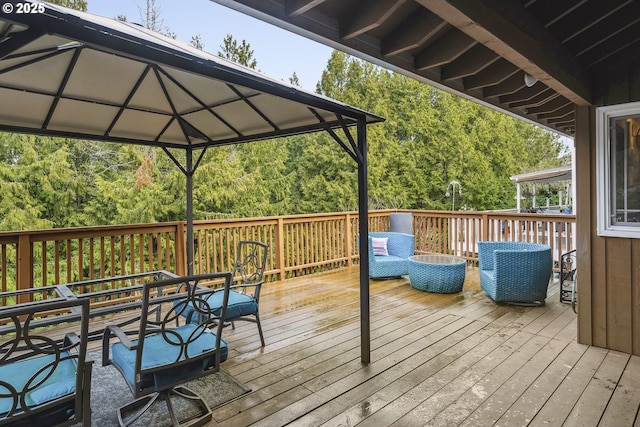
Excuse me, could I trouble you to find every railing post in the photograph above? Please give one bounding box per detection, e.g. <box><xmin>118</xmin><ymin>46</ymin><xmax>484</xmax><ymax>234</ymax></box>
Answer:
<box><xmin>175</xmin><ymin>222</ymin><xmax>186</xmax><ymax>276</ymax></box>
<box><xmin>16</xmin><ymin>235</ymin><xmax>32</xmax><ymax>303</ymax></box>
<box><xmin>345</xmin><ymin>213</ymin><xmax>352</xmax><ymax>267</ymax></box>
<box><xmin>481</xmin><ymin>213</ymin><xmax>489</xmax><ymax>241</ymax></box>
<box><xmin>276</xmin><ymin>217</ymin><xmax>286</xmax><ymax>281</ymax></box>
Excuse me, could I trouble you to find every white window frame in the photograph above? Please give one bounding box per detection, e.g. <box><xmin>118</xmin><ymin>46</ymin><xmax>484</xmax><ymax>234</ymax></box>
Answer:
<box><xmin>597</xmin><ymin>101</ymin><xmax>640</xmax><ymax>238</ymax></box>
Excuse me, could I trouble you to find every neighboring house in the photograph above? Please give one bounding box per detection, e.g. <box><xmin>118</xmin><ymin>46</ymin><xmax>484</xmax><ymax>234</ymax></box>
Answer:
<box><xmin>511</xmin><ymin>165</ymin><xmax>573</xmax><ymax>212</ymax></box>
<box><xmin>214</xmin><ymin>1</ymin><xmax>640</xmax><ymax>355</ymax></box>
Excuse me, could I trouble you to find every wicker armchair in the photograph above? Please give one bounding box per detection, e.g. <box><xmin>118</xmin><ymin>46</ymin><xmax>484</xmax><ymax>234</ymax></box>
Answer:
<box><xmin>478</xmin><ymin>241</ymin><xmax>552</xmax><ymax>306</ymax></box>
<box><xmin>367</xmin><ymin>232</ymin><xmax>415</xmax><ymax>279</ymax></box>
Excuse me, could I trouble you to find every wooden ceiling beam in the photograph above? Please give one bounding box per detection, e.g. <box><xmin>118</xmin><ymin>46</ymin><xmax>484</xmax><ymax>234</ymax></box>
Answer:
<box><xmin>285</xmin><ymin>0</ymin><xmax>326</xmax><ymax>17</ymax></box>
<box><xmin>576</xmin><ymin>23</ymin><xmax>640</xmax><ymax>68</ymax></box>
<box><xmin>525</xmin><ymin>0</ymin><xmax>586</xmax><ymax>28</ymax></box>
<box><xmin>538</xmin><ymin>104</ymin><xmax>574</xmax><ymax>120</ymax></box>
<box><xmin>508</xmin><ymin>88</ymin><xmax>557</xmax><ymax>109</ymax></box>
<box><xmin>340</xmin><ymin>0</ymin><xmax>408</xmax><ymax>40</ymax></box>
<box><xmin>525</xmin><ymin>96</ymin><xmax>571</xmax><ymax>115</ymax></box>
<box><xmin>464</xmin><ymin>59</ymin><xmax>518</xmax><ymax>90</ymax></box>
<box><xmin>549</xmin><ymin>0</ymin><xmax>630</xmax><ymax>43</ymax></box>
<box><xmin>414</xmin><ymin>29</ymin><xmax>476</xmax><ymax>70</ymax></box>
<box><xmin>546</xmin><ymin>110</ymin><xmax>574</xmax><ymax>124</ymax></box>
<box><xmin>441</xmin><ymin>44</ymin><xmax>499</xmax><ymax>80</ymax></box>
<box><xmin>415</xmin><ymin>0</ymin><xmax>592</xmax><ymax>105</ymax></box>
<box><xmin>500</xmin><ymin>84</ymin><xmax>550</xmax><ymax>104</ymax></box>
<box><xmin>381</xmin><ymin>12</ymin><xmax>447</xmax><ymax>56</ymax></box>
<box><xmin>565</xmin><ymin>3</ymin><xmax>640</xmax><ymax>57</ymax></box>
<box><xmin>482</xmin><ymin>73</ymin><xmax>525</xmax><ymax>98</ymax></box>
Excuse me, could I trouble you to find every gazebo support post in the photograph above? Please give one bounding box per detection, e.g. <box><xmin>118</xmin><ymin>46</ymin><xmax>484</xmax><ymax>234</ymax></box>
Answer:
<box><xmin>185</xmin><ymin>148</ymin><xmax>195</xmax><ymax>275</ymax></box>
<box><xmin>357</xmin><ymin>120</ymin><xmax>370</xmax><ymax>364</ymax></box>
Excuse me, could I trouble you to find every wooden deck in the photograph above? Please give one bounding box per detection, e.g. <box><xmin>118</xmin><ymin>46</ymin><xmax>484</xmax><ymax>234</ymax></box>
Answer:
<box><xmin>210</xmin><ymin>266</ymin><xmax>640</xmax><ymax>427</ymax></box>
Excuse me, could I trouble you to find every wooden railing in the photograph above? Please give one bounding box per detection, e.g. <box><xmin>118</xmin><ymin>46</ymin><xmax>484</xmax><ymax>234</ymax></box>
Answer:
<box><xmin>0</xmin><ymin>209</ymin><xmax>575</xmax><ymax>294</ymax></box>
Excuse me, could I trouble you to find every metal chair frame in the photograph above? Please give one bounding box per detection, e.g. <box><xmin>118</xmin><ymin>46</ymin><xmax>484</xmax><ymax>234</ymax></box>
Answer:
<box><xmin>0</xmin><ymin>298</ymin><xmax>92</xmax><ymax>427</ymax></box>
<box><xmin>102</xmin><ymin>272</ymin><xmax>232</xmax><ymax>427</ymax></box>
<box><xmin>227</xmin><ymin>240</ymin><xmax>269</xmax><ymax>346</ymax></box>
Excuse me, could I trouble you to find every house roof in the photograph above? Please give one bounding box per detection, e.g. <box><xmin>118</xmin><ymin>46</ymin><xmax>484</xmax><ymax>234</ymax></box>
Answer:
<box><xmin>510</xmin><ymin>165</ymin><xmax>572</xmax><ymax>184</ymax></box>
<box><xmin>211</xmin><ymin>0</ymin><xmax>640</xmax><ymax>137</ymax></box>
<box><xmin>0</xmin><ymin>1</ymin><xmax>383</xmax><ymax>150</ymax></box>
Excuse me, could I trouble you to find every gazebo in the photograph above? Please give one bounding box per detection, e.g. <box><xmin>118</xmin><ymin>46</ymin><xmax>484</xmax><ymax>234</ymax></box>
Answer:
<box><xmin>510</xmin><ymin>165</ymin><xmax>573</xmax><ymax>212</ymax></box>
<box><xmin>0</xmin><ymin>1</ymin><xmax>383</xmax><ymax>362</ymax></box>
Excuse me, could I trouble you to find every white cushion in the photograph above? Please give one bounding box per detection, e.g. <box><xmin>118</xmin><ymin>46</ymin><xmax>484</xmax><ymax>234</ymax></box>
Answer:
<box><xmin>372</xmin><ymin>237</ymin><xmax>389</xmax><ymax>256</ymax></box>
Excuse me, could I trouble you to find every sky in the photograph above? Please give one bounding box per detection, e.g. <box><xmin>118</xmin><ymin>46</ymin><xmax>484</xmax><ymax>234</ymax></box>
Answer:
<box><xmin>85</xmin><ymin>0</ymin><xmax>333</xmax><ymax>92</ymax></box>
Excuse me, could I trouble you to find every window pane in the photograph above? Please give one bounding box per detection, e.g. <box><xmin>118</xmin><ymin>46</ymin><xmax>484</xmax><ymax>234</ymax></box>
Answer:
<box><xmin>610</xmin><ymin>117</ymin><xmax>640</xmax><ymax>225</ymax></box>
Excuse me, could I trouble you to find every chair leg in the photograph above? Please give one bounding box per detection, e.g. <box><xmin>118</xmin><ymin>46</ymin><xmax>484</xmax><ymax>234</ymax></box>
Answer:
<box><xmin>255</xmin><ymin>312</ymin><xmax>265</xmax><ymax>347</ymax></box>
<box><xmin>117</xmin><ymin>387</ymin><xmax>212</xmax><ymax>427</ymax></box>
<box><xmin>118</xmin><ymin>392</ymin><xmax>161</xmax><ymax>427</ymax></box>
<box><xmin>82</xmin><ymin>361</ymin><xmax>93</xmax><ymax>427</ymax></box>
<box><xmin>167</xmin><ymin>386</ymin><xmax>212</xmax><ymax>427</ymax></box>
<box><xmin>503</xmin><ymin>299</ymin><xmax>546</xmax><ymax>307</ymax></box>
<box><xmin>571</xmin><ymin>275</ymin><xmax>577</xmax><ymax>314</ymax></box>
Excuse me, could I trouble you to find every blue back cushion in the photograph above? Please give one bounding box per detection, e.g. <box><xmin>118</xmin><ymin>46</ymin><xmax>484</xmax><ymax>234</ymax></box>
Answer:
<box><xmin>0</xmin><ymin>351</ymin><xmax>76</xmax><ymax>416</ymax></box>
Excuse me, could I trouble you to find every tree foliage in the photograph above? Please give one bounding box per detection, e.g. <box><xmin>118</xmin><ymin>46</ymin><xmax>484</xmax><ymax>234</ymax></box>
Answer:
<box><xmin>0</xmin><ymin>29</ymin><xmax>569</xmax><ymax>231</ymax></box>
<box><xmin>218</xmin><ymin>34</ymin><xmax>258</xmax><ymax>69</ymax></box>
<box><xmin>47</xmin><ymin>0</ymin><xmax>87</xmax><ymax>11</ymax></box>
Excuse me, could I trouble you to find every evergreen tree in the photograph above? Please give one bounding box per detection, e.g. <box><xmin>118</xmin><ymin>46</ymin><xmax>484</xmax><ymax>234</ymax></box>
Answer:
<box><xmin>218</xmin><ymin>34</ymin><xmax>258</xmax><ymax>69</ymax></box>
<box><xmin>47</xmin><ymin>0</ymin><xmax>87</xmax><ymax>11</ymax></box>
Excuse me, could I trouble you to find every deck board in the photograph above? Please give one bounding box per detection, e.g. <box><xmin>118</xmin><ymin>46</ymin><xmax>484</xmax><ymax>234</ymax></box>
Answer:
<box><xmin>192</xmin><ymin>266</ymin><xmax>640</xmax><ymax>426</ymax></box>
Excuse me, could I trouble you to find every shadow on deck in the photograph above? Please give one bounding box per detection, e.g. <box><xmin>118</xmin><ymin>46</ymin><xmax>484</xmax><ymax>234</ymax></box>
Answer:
<box><xmin>212</xmin><ymin>266</ymin><xmax>640</xmax><ymax>427</ymax></box>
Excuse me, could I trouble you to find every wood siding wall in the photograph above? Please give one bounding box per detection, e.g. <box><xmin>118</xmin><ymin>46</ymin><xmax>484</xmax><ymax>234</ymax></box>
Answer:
<box><xmin>576</xmin><ymin>105</ymin><xmax>640</xmax><ymax>355</ymax></box>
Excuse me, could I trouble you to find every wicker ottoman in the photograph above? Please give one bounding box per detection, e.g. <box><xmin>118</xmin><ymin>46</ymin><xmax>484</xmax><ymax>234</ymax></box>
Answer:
<box><xmin>408</xmin><ymin>255</ymin><xmax>466</xmax><ymax>293</ymax></box>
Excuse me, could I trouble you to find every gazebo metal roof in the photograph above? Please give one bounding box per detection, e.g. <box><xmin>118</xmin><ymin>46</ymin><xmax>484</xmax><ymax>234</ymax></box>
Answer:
<box><xmin>0</xmin><ymin>1</ymin><xmax>382</xmax><ymax>148</ymax></box>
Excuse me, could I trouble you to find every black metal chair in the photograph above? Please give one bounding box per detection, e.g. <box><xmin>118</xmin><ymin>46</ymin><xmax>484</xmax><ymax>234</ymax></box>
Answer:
<box><xmin>175</xmin><ymin>241</ymin><xmax>269</xmax><ymax>347</ymax></box>
<box><xmin>560</xmin><ymin>249</ymin><xmax>577</xmax><ymax>312</ymax></box>
<box><xmin>186</xmin><ymin>241</ymin><xmax>269</xmax><ymax>347</ymax></box>
<box><xmin>223</xmin><ymin>240</ymin><xmax>269</xmax><ymax>346</ymax></box>
<box><xmin>0</xmin><ymin>297</ymin><xmax>92</xmax><ymax>427</ymax></box>
<box><xmin>102</xmin><ymin>272</ymin><xmax>232</xmax><ymax>427</ymax></box>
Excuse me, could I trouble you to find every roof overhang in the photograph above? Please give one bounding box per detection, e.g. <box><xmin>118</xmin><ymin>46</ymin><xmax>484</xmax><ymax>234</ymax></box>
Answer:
<box><xmin>510</xmin><ymin>165</ymin><xmax>572</xmax><ymax>184</ymax></box>
<box><xmin>209</xmin><ymin>1</ymin><xmax>640</xmax><ymax>138</ymax></box>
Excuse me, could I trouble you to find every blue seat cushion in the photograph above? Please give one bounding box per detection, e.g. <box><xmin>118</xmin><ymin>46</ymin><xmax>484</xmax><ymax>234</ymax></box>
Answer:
<box><xmin>0</xmin><ymin>351</ymin><xmax>76</xmax><ymax>416</ymax></box>
<box><xmin>111</xmin><ymin>323</ymin><xmax>228</xmax><ymax>392</ymax></box>
<box><xmin>175</xmin><ymin>290</ymin><xmax>257</xmax><ymax>323</ymax></box>
<box><xmin>206</xmin><ymin>290</ymin><xmax>257</xmax><ymax>320</ymax></box>
<box><xmin>374</xmin><ymin>254</ymin><xmax>405</xmax><ymax>264</ymax></box>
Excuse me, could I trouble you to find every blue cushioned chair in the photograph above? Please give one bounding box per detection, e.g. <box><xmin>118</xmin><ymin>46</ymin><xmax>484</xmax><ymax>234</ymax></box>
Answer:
<box><xmin>181</xmin><ymin>241</ymin><xmax>269</xmax><ymax>347</ymax></box>
<box><xmin>102</xmin><ymin>272</ymin><xmax>232</xmax><ymax>427</ymax></box>
<box><xmin>477</xmin><ymin>241</ymin><xmax>552</xmax><ymax>306</ymax></box>
<box><xmin>0</xmin><ymin>297</ymin><xmax>92</xmax><ymax>427</ymax></box>
<box><xmin>367</xmin><ymin>232</ymin><xmax>415</xmax><ymax>279</ymax></box>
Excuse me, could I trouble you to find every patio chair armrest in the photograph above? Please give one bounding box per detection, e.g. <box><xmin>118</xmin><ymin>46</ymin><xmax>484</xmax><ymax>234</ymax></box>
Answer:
<box><xmin>230</xmin><ymin>281</ymin><xmax>263</xmax><ymax>296</ymax></box>
<box><xmin>63</xmin><ymin>331</ymin><xmax>81</xmax><ymax>348</ymax></box>
<box><xmin>102</xmin><ymin>325</ymin><xmax>137</xmax><ymax>366</ymax></box>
